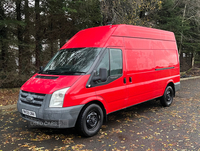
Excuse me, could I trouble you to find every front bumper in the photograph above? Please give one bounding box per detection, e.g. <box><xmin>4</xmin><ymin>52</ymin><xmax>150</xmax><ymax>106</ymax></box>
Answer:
<box><xmin>17</xmin><ymin>91</ymin><xmax>84</xmax><ymax>128</ymax></box>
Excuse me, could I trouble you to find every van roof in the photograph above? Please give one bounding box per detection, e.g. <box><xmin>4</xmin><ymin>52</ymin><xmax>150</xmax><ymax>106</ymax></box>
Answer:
<box><xmin>61</xmin><ymin>24</ymin><xmax>175</xmax><ymax>49</ymax></box>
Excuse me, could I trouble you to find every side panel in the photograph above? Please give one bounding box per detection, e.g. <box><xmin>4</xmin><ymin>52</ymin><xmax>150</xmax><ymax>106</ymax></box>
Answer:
<box><xmin>112</xmin><ymin>25</ymin><xmax>176</xmax><ymax>41</ymax></box>
<box><xmin>125</xmin><ymin>49</ymin><xmax>156</xmax><ymax>106</ymax></box>
<box><xmin>124</xmin><ymin>37</ymin><xmax>176</xmax><ymax>50</ymax></box>
<box><xmin>124</xmin><ymin>36</ymin><xmax>179</xmax><ymax>106</ymax></box>
<box><xmin>106</xmin><ymin>36</ymin><xmax>124</xmax><ymax>47</ymax></box>
<box><xmin>154</xmin><ymin>49</ymin><xmax>180</xmax><ymax>96</ymax></box>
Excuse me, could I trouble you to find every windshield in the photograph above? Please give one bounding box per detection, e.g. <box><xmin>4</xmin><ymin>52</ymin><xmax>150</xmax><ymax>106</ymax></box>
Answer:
<box><xmin>41</xmin><ymin>48</ymin><xmax>101</xmax><ymax>75</ymax></box>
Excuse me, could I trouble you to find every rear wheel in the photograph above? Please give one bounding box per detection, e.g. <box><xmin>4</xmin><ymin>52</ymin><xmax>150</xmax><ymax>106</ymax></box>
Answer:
<box><xmin>77</xmin><ymin>104</ymin><xmax>103</xmax><ymax>137</ymax></box>
<box><xmin>160</xmin><ymin>86</ymin><xmax>174</xmax><ymax>107</ymax></box>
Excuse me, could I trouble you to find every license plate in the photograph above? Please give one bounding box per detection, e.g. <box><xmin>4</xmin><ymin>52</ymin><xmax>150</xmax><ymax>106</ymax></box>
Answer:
<box><xmin>22</xmin><ymin>109</ymin><xmax>36</xmax><ymax>117</ymax></box>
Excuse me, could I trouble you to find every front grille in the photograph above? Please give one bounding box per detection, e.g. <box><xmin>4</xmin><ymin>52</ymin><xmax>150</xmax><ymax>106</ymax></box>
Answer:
<box><xmin>20</xmin><ymin>90</ymin><xmax>45</xmax><ymax>107</ymax></box>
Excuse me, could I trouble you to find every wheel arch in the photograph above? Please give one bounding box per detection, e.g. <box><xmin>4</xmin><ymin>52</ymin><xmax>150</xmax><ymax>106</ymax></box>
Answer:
<box><xmin>166</xmin><ymin>82</ymin><xmax>175</xmax><ymax>97</ymax></box>
<box><xmin>76</xmin><ymin>100</ymin><xmax>107</xmax><ymax>127</ymax></box>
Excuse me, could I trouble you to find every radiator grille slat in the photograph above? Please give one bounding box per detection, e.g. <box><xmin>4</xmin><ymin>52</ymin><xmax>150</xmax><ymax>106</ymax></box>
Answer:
<box><xmin>20</xmin><ymin>91</ymin><xmax>45</xmax><ymax>107</ymax></box>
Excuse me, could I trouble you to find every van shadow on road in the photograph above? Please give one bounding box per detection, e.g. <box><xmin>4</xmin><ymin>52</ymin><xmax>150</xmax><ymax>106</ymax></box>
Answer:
<box><xmin>0</xmin><ymin>79</ymin><xmax>200</xmax><ymax>150</ymax></box>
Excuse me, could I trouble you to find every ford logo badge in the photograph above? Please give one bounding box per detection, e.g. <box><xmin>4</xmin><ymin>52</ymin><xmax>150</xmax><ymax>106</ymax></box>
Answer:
<box><xmin>26</xmin><ymin>95</ymin><xmax>34</xmax><ymax>102</ymax></box>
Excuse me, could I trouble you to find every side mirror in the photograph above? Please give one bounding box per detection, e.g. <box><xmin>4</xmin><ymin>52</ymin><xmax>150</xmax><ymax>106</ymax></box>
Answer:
<box><xmin>93</xmin><ymin>68</ymin><xmax>108</xmax><ymax>82</ymax></box>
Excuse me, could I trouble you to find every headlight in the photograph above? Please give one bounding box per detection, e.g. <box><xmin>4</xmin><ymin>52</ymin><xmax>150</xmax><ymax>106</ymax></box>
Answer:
<box><xmin>49</xmin><ymin>87</ymin><xmax>70</xmax><ymax>107</ymax></box>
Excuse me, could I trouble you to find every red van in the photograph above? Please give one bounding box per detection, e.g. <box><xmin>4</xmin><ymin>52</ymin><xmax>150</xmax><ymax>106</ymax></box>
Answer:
<box><xmin>17</xmin><ymin>24</ymin><xmax>180</xmax><ymax>137</ymax></box>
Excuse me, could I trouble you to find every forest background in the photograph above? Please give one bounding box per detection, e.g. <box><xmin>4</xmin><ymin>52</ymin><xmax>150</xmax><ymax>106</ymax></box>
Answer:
<box><xmin>0</xmin><ymin>0</ymin><xmax>200</xmax><ymax>88</ymax></box>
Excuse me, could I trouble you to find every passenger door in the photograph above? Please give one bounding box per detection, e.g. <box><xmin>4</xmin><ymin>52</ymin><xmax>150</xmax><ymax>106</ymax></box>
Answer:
<box><xmin>94</xmin><ymin>48</ymin><xmax>128</xmax><ymax>113</ymax></box>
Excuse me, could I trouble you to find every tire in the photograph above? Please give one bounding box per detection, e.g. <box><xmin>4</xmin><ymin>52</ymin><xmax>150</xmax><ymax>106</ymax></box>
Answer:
<box><xmin>77</xmin><ymin>104</ymin><xmax>103</xmax><ymax>137</ymax></box>
<box><xmin>160</xmin><ymin>86</ymin><xmax>174</xmax><ymax>107</ymax></box>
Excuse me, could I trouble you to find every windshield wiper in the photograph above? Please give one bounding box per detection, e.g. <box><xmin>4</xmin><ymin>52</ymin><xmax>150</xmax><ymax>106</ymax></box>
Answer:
<box><xmin>41</xmin><ymin>70</ymin><xmax>86</xmax><ymax>75</ymax></box>
<box><xmin>41</xmin><ymin>70</ymin><xmax>60</xmax><ymax>74</ymax></box>
<box><xmin>60</xmin><ymin>71</ymin><xmax>86</xmax><ymax>74</ymax></box>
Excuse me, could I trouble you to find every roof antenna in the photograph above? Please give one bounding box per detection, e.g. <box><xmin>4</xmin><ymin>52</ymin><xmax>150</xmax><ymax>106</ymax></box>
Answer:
<box><xmin>106</xmin><ymin>22</ymin><xmax>112</xmax><ymax>28</ymax></box>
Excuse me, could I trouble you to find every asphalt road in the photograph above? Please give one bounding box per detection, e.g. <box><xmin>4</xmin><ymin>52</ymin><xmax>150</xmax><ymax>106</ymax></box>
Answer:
<box><xmin>0</xmin><ymin>78</ymin><xmax>200</xmax><ymax>151</ymax></box>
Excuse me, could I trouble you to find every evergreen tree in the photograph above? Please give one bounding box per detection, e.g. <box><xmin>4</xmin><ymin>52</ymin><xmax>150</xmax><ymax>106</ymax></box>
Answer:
<box><xmin>154</xmin><ymin>0</ymin><xmax>188</xmax><ymax>46</ymax></box>
<box><xmin>155</xmin><ymin>0</ymin><xmax>200</xmax><ymax>70</ymax></box>
<box><xmin>0</xmin><ymin>1</ymin><xmax>8</xmax><ymax>72</ymax></box>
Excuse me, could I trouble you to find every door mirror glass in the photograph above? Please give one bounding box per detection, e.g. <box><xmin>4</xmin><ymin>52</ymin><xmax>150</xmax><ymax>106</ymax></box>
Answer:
<box><xmin>93</xmin><ymin>68</ymin><xmax>108</xmax><ymax>82</ymax></box>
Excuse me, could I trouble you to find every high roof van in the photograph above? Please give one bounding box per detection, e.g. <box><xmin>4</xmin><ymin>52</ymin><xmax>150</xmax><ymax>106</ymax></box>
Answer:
<box><xmin>17</xmin><ymin>24</ymin><xmax>180</xmax><ymax>137</ymax></box>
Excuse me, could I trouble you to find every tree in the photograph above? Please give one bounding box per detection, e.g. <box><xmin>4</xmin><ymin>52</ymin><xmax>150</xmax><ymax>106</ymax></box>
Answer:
<box><xmin>35</xmin><ymin>0</ymin><xmax>41</xmax><ymax>69</ymax></box>
<box><xmin>16</xmin><ymin>0</ymin><xmax>24</xmax><ymax>75</ymax></box>
<box><xmin>68</xmin><ymin>0</ymin><xmax>102</xmax><ymax>35</ymax></box>
<box><xmin>23</xmin><ymin>0</ymin><xmax>32</xmax><ymax>74</ymax></box>
<box><xmin>100</xmin><ymin>0</ymin><xmax>162</xmax><ymax>26</ymax></box>
<box><xmin>0</xmin><ymin>1</ymin><xmax>8</xmax><ymax>72</ymax></box>
<box><xmin>183</xmin><ymin>0</ymin><xmax>200</xmax><ymax>68</ymax></box>
<box><xmin>155</xmin><ymin>0</ymin><xmax>200</xmax><ymax>70</ymax></box>
<box><xmin>154</xmin><ymin>0</ymin><xmax>186</xmax><ymax>42</ymax></box>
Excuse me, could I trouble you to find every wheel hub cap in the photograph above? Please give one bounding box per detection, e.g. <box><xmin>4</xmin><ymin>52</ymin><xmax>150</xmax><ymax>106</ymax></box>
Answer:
<box><xmin>86</xmin><ymin>111</ymin><xmax>98</xmax><ymax>129</ymax></box>
<box><xmin>166</xmin><ymin>90</ymin><xmax>172</xmax><ymax>102</ymax></box>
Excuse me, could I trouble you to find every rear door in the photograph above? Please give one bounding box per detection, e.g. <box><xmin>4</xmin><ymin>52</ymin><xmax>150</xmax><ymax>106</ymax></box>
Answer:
<box><xmin>94</xmin><ymin>48</ymin><xmax>128</xmax><ymax>113</ymax></box>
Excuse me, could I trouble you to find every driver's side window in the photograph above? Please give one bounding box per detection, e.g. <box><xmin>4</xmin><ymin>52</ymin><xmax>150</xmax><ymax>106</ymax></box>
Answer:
<box><xmin>96</xmin><ymin>48</ymin><xmax>122</xmax><ymax>81</ymax></box>
<box><xmin>96</xmin><ymin>50</ymin><xmax>110</xmax><ymax>76</ymax></box>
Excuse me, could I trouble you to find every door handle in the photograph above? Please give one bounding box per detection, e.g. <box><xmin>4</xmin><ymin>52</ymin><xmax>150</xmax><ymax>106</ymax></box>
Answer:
<box><xmin>124</xmin><ymin>78</ymin><xmax>126</xmax><ymax>84</ymax></box>
<box><xmin>129</xmin><ymin>77</ymin><xmax>132</xmax><ymax>83</ymax></box>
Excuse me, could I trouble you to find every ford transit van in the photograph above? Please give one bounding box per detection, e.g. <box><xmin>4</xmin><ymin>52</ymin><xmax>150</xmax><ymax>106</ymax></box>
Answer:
<box><xmin>17</xmin><ymin>24</ymin><xmax>180</xmax><ymax>137</ymax></box>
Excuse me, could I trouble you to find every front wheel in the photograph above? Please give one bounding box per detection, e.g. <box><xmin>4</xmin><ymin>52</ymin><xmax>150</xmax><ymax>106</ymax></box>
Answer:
<box><xmin>160</xmin><ymin>86</ymin><xmax>174</xmax><ymax>107</ymax></box>
<box><xmin>77</xmin><ymin>104</ymin><xmax>103</xmax><ymax>137</ymax></box>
